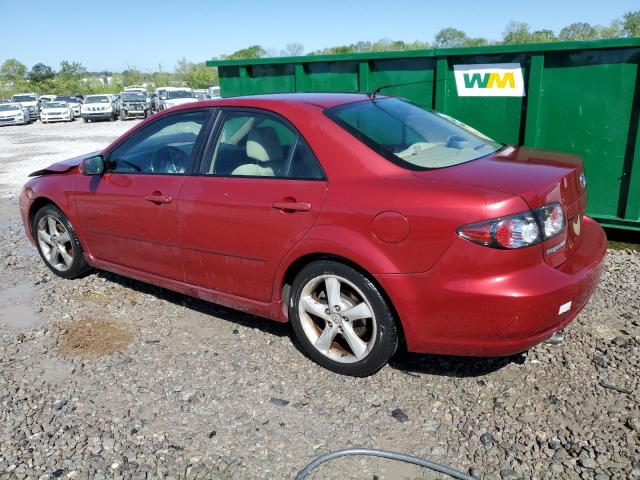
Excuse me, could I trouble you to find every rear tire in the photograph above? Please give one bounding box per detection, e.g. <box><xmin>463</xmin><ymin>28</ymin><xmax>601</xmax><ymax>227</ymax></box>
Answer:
<box><xmin>289</xmin><ymin>260</ymin><xmax>399</xmax><ymax>377</ymax></box>
<box><xmin>32</xmin><ymin>205</ymin><xmax>90</xmax><ymax>279</ymax></box>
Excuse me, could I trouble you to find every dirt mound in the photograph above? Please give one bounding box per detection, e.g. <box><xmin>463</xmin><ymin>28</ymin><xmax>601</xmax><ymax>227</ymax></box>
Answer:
<box><xmin>58</xmin><ymin>319</ymin><xmax>134</xmax><ymax>356</ymax></box>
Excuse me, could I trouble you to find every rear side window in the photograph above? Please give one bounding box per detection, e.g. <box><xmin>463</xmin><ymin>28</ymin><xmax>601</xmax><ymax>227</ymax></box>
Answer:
<box><xmin>326</xmin><ymin>98</ymin><xmax>502</xmax><ymax>170</ymax></box>
<box><xmin>204</xmin><ymin>112</ymin><xmax>324</xmax><ymax>179</ymax></box>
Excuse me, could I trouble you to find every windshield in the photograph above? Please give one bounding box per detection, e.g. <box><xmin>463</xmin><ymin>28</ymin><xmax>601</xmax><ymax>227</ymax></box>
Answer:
<box><xmin>85</xmin><ymin>96</ymin><xmax>110</xmax><ymax>104</ymax></box>
<box><xmin>55</xmin><ymin>96</ymin><xmax>76</xmax><ymax>103</ymax></box>
<box><xmin>0</xmin><ymin>104</ymin><xmax>20</xmax><ymax>111</ymax></box>
<box><xmin>166</xmin><ymin>90</ymin><xmax>194</xmax><ymax>99</ymax></box>
<box><xmin>11</xmin><ymin>95</ymin><xmax>36</xmax><ymax>102</ymax></box>
<box><xmin>326</xmin><ymin>98</ymin><xmax>502</xmax><ymax>170</ymax></box>
<box><xmin>122</xmin><ymin>93</ymin><xmax>146</xmax><ymax>102</ymax></box>
<box><xmin>46</xmin><ymin>102</ymin><xmax>67</xmax><ymax>109</ymax></box>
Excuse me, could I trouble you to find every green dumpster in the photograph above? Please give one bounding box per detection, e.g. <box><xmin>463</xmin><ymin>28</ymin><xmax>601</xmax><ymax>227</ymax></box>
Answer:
<box><xmin>207</xmin><ymin>38</ymin><xmax>640</xmax><ymax>231</ymax></box>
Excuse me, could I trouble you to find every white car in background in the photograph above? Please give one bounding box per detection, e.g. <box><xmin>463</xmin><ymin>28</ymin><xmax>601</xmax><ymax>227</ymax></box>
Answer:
<box><xmin>10</xmin><ymin>93</ymin><xmax>40</xmax><ymax>121</ymax></box>
<box><xmin>40</xmin><ymin>101</ymin><xmax>75</xmax><ymax>123</ymax></box>
<box><xmin>54</xmin><ymin>96</ymin><xmax>82</xmax><ymax>116</ymax></box>
<box><xmin>0</xmin><ymin>103</ymin><xmax>31</xmax><ymax>126</ymax></box>
<box><xmin>161</xmin><ymin>88</ymin><xmax>198</xmax><ymax>109</ymax></box>
<box><xmin>81</xmin><ymin>94</ymin><xmax>117</xmax><ymax>122</ymax></box>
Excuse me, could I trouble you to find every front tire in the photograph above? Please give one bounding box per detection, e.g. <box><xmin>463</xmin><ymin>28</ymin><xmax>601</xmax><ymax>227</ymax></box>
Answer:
<box><xmin>289</xmin><ymin>260</ymin><xmax>399</xmax><ymax>377</ymax></box>
<box><xmin>32</xmin><ymin>205</ymin><xmax>90</xmax><ymax>279</ymax></box>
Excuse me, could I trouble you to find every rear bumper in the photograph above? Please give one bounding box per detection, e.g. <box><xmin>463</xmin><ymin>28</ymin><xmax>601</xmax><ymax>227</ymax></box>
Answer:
<box><xmin>375</xmin><ymin>216</ymin><xmax>607</xmax><ymax>356</ymax></box>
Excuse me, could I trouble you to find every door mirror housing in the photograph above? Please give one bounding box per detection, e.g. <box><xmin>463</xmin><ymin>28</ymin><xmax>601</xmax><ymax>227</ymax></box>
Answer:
<box><xmin>82</xmin><ymin>155</ymin><xmax>105</xmax><ymax>176</ymax></box>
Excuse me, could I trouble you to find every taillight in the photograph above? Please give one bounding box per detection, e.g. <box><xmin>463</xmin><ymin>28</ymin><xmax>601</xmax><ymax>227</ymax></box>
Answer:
<box><xmin>458</xmin><ymin>202</ymin><xmax>565</xmax><ymax>249</ymax></box>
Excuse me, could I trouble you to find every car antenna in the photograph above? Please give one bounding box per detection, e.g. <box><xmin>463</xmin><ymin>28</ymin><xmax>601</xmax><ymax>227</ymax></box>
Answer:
<box><xmin>368</xmin><ymin>80</ymin><xmax>433</xmax><ymax>100</ymax></box>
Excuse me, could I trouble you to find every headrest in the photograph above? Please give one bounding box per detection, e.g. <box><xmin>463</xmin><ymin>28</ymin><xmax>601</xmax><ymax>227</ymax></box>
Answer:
<box><xmin>246</xmin><ymin>126</ymin><xmax>282</xmax><ymax>163</ymax></box>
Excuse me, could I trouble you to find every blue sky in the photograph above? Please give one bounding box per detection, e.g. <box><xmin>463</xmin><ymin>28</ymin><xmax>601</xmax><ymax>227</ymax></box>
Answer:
<box><xmin>2</xmin><ymin>0</ymin><xmax>637</xmax><ymax>72</ymax></box>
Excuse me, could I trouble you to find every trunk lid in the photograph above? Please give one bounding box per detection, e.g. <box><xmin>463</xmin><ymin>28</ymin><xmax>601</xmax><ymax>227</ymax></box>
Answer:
<box><xmin>414</xmin><ymin>146</ymin><xmax>587</xmax><ymax>266</ymax></box>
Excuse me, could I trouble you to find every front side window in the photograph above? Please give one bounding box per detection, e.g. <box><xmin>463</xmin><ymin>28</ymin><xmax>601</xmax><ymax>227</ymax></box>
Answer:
<box><xmin>326</xmin><ymin>98</ymin><xmax>502</xmax><ymax>170</ymax></box>
<box><xmin>108</xmin><ymin>110</ymin><xmax>207</xmax><ymax>174</ymax></box>
<box><xmin>204</xmin><ymin>112</ymin><xmax>324</xmax><ymax>179</ymax></box>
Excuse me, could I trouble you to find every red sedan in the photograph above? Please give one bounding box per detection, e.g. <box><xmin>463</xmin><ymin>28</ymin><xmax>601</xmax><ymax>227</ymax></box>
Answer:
<box><xmin>19</xmin><ymin>94</ymin><xmax>606</xmax><ymax>376</ymax></box>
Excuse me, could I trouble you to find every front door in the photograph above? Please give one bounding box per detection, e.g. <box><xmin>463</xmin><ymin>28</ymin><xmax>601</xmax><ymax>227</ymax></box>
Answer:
<box><xmin>76</xmin><ymin>110</ymin><xmax>209</xmax><ymax>280</ymax></box>
<box><xmin>178</xmin><ymin>110</ymin><xmax>328</xmax><ymax>301</ymax></box>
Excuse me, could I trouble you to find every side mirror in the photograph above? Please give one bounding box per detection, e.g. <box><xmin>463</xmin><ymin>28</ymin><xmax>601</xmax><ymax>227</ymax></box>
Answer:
<box><xmin>82</xmin><ymin>155</ymin><xmax>105</xmax><ymax>176</ymax></box>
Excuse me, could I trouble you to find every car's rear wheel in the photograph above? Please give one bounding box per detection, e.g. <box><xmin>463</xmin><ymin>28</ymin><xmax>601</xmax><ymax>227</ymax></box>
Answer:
<box><xmin>33</xmin><ymin>205</ymin><xmax>89</xmax><ymax>279</ymax></box>
<box><xmin>289</xmin><ymin>260</ymin><xmax>398</xmax><ymax>377</ymax></box>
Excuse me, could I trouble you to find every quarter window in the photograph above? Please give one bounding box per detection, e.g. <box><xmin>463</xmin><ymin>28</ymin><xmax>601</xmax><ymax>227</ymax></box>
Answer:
<box><xmin>108</xmin><ymin>111</ymin><xmax>207</xmax><ymax>174</ymax></box>
<box><xmin>205</xmin><ymin>112</ymin><xmax>324</xmax><ymax>179</ymax></box>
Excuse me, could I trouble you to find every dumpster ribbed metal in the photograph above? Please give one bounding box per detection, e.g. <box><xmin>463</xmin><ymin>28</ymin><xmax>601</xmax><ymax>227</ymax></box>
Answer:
<box><xmin>207</xmin><ymin>38</ymin><xmax>640</xmax><ymax>231</ymax></box>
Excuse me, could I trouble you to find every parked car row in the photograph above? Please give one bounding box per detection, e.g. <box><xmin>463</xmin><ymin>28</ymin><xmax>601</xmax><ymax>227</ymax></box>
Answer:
<box><xmin>0</xmin><ymin>86</ymin><xmax>220</xmax><ymax>127</ymax></box>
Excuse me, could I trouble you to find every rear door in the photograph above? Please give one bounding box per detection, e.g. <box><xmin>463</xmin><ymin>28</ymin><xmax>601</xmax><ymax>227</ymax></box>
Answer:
<box><xmin>76</xmin><ymin>109</ymin><xmax>211</xmax><ymax>280</ymax></box>
<box><xmin>178</xmin><ymin>109</ymin><xmax>328</xmax><ymax>302</ymax></box>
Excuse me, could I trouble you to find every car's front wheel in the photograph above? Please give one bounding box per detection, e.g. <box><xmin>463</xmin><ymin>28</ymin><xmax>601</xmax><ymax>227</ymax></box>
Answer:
<box><xmin>32</xmin><ymin>205</ymin><xmax>89</xmax><ymax>279</ymax></box>
<box><xmin>289</xmin><ymin>260</ymin><xmax>399</xmax><ymax>377</ymax></box>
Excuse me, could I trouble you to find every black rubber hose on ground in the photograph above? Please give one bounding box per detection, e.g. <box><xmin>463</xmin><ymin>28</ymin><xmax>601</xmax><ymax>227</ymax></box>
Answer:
<box><xmin>295</xmin><ymin>448</ymin><xmax>477</xmax><ymax>480</ymax></box>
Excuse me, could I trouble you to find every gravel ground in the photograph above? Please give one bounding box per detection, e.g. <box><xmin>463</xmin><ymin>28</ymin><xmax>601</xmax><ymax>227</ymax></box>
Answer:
<box><xmin>0</xmin><ymin>120</ymin><xmax>638</xmax><ymax>479</ymax></box>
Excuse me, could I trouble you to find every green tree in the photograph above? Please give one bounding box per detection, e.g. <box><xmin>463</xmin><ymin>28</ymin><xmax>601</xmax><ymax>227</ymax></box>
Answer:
<box><xmin>433</xmin><ymin>28</ymin><xmax>468</xmax><ymax>48</ymax></box>
<box><xmin>225</xmin><ymin>45</ymin><xmax>266</xmax><ymax>60</ymax></box>
<box><xmin>559</xmin><ymin>22</ymin><xmax>598</xmax><ymax>40</ymax></box>
<box><xmin>622</xmin><ymin>10</ymin><xmax>640</xmax><ymax>36</ymax></box>
<box><xmin>122</xmin><ymin>67</ymin><xmax>147</xmax><ymax>86</ymax></box>
<box><xmin>529</xmin><ymin>29</ymin><xmax>557</xmax><ymax>43</ymax></box>
<box><xmin>0</xmin><ymin>58</ymin><xmax>27</xmax><ymax>81</ymax></box>
<box><xmin>503</xmin><ymin>21</ymin><xmax>532</xmax><ymax>44</ymax></box>
<box><xmin>597</xmin><ymin>20</ymin><xmax>622</xmax><ymax>38</ymax></box>
<box><xmin>185</xmin><ymin>63</ymin><xmax>218</xmax><ymax>89</ymax></box>
<box><xmin>54</xmin><ymin>60</ymin><xmax>87</xmax><ymax>94</ymax></box>
<box><xmin>27</xmin><ymin>63</ymin><xmax>55</xmax><ymax>82</ymax></box>
<box><xmin>281</xmin><ymin>43</ymin><xmax>304</xmax><ymax>56</ymax></box>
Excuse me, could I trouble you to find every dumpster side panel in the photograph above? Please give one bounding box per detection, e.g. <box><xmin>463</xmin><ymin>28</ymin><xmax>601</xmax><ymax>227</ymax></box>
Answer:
<box><xmin>534</xmin><ymin>48</ymin><xmax>640</xmax><ymax>221</ymax></box>
<box><xmin>369</xmin><ymin>58</ymin><xmax>435</xmax><ymax>109</ymax></box>
<box><xmin>304</xmin><ymin>61</ymin><xmax>360</xmax><ymax>92</ymax></box>
<box><xmin>246</xmin><ymin>64</ymin><xmax>296</xmax><ymax>94</ymax></box>
<box><xmin>437</xmin><ymin>54</ymin><xmax>529</xmax><ymax>145</ymax></box>
<box><xmin>210</xmin><ymin>39</ymin><xmax>640</xmax><ymax>230</ymax></box>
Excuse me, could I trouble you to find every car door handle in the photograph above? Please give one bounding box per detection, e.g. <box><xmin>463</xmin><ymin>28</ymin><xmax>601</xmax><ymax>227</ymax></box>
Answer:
<box><xmin>272</xmin><ymin>201</ymin><xmax>312</xmax><ymax>212</ymax></box>
<box><xmin>145</xmin><ymin>194</ymin><xmax>173</xmax><ymax>204</ymax></box>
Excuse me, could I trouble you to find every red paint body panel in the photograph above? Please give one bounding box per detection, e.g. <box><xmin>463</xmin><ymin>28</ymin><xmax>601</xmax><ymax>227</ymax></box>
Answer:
<box><xmin>75</xmin><ymin>173</ymin><xmax>186</xmax><ymax>281</ymax></box>
<box><xmin>178</xmin><ymin>176</ymin><xmax>327</xmax><ymax>301</ymax></box>
<box><xmin>19</xmin><ymin>93</ymin><xmax>607</xmax><ymax>357</ymax></box>
<box><xmin>375</xmin><ymin>216</ymin><xmax>606</xmax><ymax>355</ymax></box>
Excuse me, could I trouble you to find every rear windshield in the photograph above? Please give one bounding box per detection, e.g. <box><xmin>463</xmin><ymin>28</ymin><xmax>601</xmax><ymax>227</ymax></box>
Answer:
<box><xmin>326</xmin><ymin>98</ymin><xmax>502</xmax><ymax>170</ymax></box>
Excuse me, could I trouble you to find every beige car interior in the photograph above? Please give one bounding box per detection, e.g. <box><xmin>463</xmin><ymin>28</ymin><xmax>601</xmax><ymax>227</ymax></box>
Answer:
<box><xmin>231</xmin><ymin>126</ymin><xmax>284</xmax><ymax>176</ymax></box>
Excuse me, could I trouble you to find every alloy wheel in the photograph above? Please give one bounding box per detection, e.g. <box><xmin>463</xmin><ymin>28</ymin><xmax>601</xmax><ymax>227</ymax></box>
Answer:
<box><xmin>298</xmin><ymin>274</ymin><xmax>377</xmax><ymax>363</ymax></box>
<box><xmin>37</xmin><ymin>215</ymin><xmax>74</xmax><ymax>272</ymax></box>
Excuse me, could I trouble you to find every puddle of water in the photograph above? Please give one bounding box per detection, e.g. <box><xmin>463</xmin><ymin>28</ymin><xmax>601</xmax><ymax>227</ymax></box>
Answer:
<box><xmin>0</xmin><ymin>283</ymin><xmax>40</xmax><ymax>330</ymax></box>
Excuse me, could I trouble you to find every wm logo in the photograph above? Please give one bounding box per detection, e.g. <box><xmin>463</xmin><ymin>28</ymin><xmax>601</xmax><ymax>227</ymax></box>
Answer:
<box><xmin>463</xmin><ymin>72</ymin><xmax>516</xmax><ymax>89</ymax></box>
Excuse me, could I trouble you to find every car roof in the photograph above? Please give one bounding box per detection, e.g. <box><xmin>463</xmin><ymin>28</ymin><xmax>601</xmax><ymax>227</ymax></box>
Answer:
<box><xmin>200</xmin><ymin>93</ymin><xmax>378</xmax><ymax>109</ymax></box>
